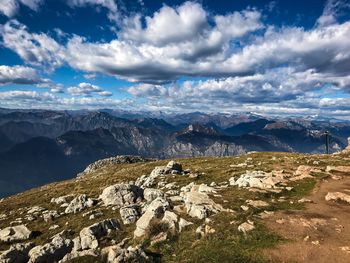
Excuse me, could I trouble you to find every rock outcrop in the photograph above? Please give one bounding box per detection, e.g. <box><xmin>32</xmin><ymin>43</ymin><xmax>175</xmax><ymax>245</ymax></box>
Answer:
<box><xmin>325</xmin><ymin>192</ymin><xmax>350</xmax><ymax>204</ymax></box>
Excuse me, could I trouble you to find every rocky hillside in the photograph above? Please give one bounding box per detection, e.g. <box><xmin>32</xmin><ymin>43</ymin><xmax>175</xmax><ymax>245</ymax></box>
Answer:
<box><xmin>1</xmin><ymin>143</ymin><xmax>350</xmax><ymax>262</ymax></box>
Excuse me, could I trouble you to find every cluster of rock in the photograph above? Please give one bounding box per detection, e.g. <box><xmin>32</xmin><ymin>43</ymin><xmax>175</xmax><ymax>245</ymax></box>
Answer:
<box><xmin>1</xmin><ymin>160</ymin><xmax>233</xmax><ymax>263</ymax></box>
<box><xmin>79</xmin><ymin>155</ymin><xmax>153</xmax><ymax>176</ymax></box>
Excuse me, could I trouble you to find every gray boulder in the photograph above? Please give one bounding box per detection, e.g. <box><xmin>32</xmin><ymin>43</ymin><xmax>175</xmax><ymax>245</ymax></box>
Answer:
<box><xmin>79</xmin><ymin>219</ymin><xmax>120</xmax><ymax>250</ymax></box>
<box><xmin>64</xmin><ymin>194</ymin><xmax>95</xmax><ymax>214</ymax></box>
<box><xmin>99</xmin><ymin>184</ymin><xmax>143</xmax><ymax>207</ymax></box>
<box><xmin>120</xmin><ymin>206</ymin><xmax>140</xmax><ymax>225</ymax></box>
<box><xmin>28</xmin><ymin>236</ymin><xmax>73</xmax><ymax>263</ymax></box>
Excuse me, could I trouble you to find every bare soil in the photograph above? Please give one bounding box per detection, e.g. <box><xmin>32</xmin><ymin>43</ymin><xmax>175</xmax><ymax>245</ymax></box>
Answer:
<box><xmin>263</xmin><ymin>175</ymin><xmax>350</xmax><ymax>263</ymax></box>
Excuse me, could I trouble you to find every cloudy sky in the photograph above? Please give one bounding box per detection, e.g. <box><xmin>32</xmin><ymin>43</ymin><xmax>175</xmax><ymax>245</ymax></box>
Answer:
<box><xmin>1</xmin><ymin>0</ymin><xmax>350</xmax><ymax>118</ymax></box>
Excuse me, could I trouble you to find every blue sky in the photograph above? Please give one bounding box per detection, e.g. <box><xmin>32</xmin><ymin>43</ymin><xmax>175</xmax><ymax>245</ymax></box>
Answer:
<box><xmin>1</xmin><ymin>0</ymin><xmax>350</xmax><ymax>118</ymax></box>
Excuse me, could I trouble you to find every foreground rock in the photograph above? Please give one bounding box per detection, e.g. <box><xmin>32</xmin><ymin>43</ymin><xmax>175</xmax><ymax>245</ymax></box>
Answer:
<box><xmin>134</xmin><ymin>197</ymin><xmax>170</xmax><ymax>238</ymax></box>
<box><xmin>325</xmin><ymin>192</ymin><xmax>350</xmax><ymax>204</ymax></box>
<box><xmin>104</xmin><ymin>243</ymin><xmax>149</xmax><ymax>263</ymax></box>
<box><xmin>28</xmin><ymin>235</ymin><xmax>73</xmax><ymax>263</ymax></box>
<box><xmin>0</xmin><ymin>225</ymin><xmax>33</xmax><ymax>242</ymax></box>
<box><xmin>0</xmin><ymin>242</ymin><xmax>34</xmax><ymax>263</ymax></box>
<box><xmin>99</xmin><ymin>184</ymin><xmax>142</xmax><ymax>207</ymax></box>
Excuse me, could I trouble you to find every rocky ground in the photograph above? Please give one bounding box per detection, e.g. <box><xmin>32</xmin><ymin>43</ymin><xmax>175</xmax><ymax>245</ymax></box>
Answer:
<box><xmin>0</xmin><ymin>148</ymin><xmax>350</xmax><ymax>262</ymax></box>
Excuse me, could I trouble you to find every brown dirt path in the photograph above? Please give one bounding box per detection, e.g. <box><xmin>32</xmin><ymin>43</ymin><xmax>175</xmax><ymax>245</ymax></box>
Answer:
<box><xmin>263</xmin><ymin>175</ymin><xmax>350</xmax><ymax>263</ymax></box>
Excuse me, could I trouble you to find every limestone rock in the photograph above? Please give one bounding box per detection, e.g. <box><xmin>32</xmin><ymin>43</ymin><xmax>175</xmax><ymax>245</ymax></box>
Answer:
<box><xmin>0</xmin><ymin>242</ymin><xmax>34</xmax><ymax>263</ymax></box>
<box><xmin>64</xmin><ymin>194</ymin><xmax>95</xmax><ymax>214</ymax></box>
<box><xmin>51</xmin><ymin>195</ymin><xmax>75</xmax><ymax>206</ymax></box>
<box><xmin>0</xmin><ymin>225</ymin><xmax>33</xmax><ymax>242</ymax></box>
<box><xmin>325</xmin><ymin>192</ymin><xmax>350</xmax><ymax>204</ymax></box>
<box><xmin>183</xmin><ymin>190</ymin><xmax>224</xmax><ymax>219</ymax></box>
<box><xmin>326</xmin><ymin>166</ymin><xmax>350</xmax><ymax>173</ymax></box>
<box><xmin>134</xmin><ymin>197</ymin><xmax>169</xmax><ymax>238</ymax></box>
<box><xmin>143</xmin><ymin>188</ymin><xmax>164</xmax><ymax>202</ymax></box>
<box><xmin>161</xmin><ymin>211</ymin><xmax>178</xmax><ymax>232</ymax></box>
<box><xmin>99</xmin><ymin>184</ymin><xmax>142</xmax><ymax>207</ymax></box>
<box><xmin>105</xmin><ymin>244</ymin><xmax>149</xmax><ymax>263</ymax></box>
<box><xmin>42</xmin><ymin>210</ymin><xmax>60</xmax><ymax>222</ymax></box>
<box><xmin>230</xmin><ymin>171</ymin><xmax>284</xmax><ymax>189</ymax></box>
<box><xmin>291</xmin><ymin>165</ymin><xmax>319</xmax><ymax>181</ymax></box>
<box><xmin>238</xmin><ymin>221</ymin><xmax>255</xmax><ymax>234</ymax></box>
<box><xmin>119</xmin><ymin>205</ymin><xmax>140</xmax><ymax>225</ymax></box>
<box><xmin>79</xmin><ymin>219</ymin><xmax>120</xmax><ymax>250</ymax></box>
<box><xmin>28</xmin><ymin>236</ymin><xmax>73</xmax><ymax>263</ymax></box>
<box><xmin>178</xmin><ymin>218</ymin><xmax>193</xmax><ymax>232</ymax></box>
<box><xmin>246</xmin><ymin>200</ymin><xmax>269</xmax><ymax>208</ymax></box>
<box><xmin>27</xmin><ymin>207</ymin><xmax>46</xmax><ymax>215</ymax></box>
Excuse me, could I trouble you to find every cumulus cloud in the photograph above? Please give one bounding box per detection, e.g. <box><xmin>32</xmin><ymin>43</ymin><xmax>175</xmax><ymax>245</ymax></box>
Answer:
<box><xmin>67</xmin><ymin>82</ymin><xmax>112</xmax><ymax>97</ymax></box>
<box><xmin>0</xmin><ymin>65</ymin><xmax>44</xmax><ymax>85</ymax></box>
<box><xmin>0</xmin><ymin>0</ymin><xmax>43</xmax><ymax>17</ymax></box>
<box><xmin>0</xmin><ymin>20</ymin><xmax>65</xmax><ymax>70</ymax></box>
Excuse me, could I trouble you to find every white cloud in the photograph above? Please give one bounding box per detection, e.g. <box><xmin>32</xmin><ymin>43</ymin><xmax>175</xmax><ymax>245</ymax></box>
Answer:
<box><xmin>0</xmin><ymin>65</ymin><xmax>44</xmax><ymax>85</ymax></box>
<box><xmin>0</xmin><ymin>20</ymin><xmax>65</xmax><ymax>70</ymax></box>
<box><xmin>0</xmin><ymin>0</ymin><xmax>43</xmax><ymax>17</ymax></box>
<box><xmin>67</xmin><ymin>82</ymin><xmax>112</xmax><ymax>97</ymax></box>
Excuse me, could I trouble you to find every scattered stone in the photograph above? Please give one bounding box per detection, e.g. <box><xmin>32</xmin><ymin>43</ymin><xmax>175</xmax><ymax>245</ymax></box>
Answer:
<box><xmin>0</xmin><ymin>225</ymin><xmax>33</xmax><ymax>242</ymax></box>
<box><xmin>64</xmin><ymin>194</ymin><xmax>95</xmax><ymax>214</ymax></box>
<box><xmin>49</xmin><ymin>225</ymin><xmax>60</xmax><ymax>230</ymax></box>
<box><xmin>161</xmin><ymin>211</ymin><xmax>178</xmax><ymax>232</ymax></box>
<box><xmin>238</xmin><ymin>220</ymin><xmax>255</xmax><ymax>234</ymax></box>
<box><xmin>230</xmin><ymin>170</ymin><xmax>285</xmax><ymax>189</ymax></box>
<box><xmin>195</xmin><ymin>224</ymin><xmax>215</xmax><ymax>238</ymax></box>
<box><xmin>291</xmin><ymin>165</ymin><xmax>319</xmax><ymax>181</ymax></box>
<box><xmin>99</xmin><ymin>184</ymin><xmax>142</xmax><ymax>207</ymax></box>
<box><xmin>42</xmin><ymin>210</ymin><xmax>60</xmax><ymax>222</ymax></box>
<box><xmin>241</xmin><ymin>205</ymin><xmax>249</xmax><ymax>211</ymax></box>
<box><xmin>27</xmin><ymin>206</ymin><xmax>46</xmax><ymax>215</ymax></box>
<box><xmin>246</xmin><ymin>200</ymin><xmax>269</xmax><ymax>208</ymax></box>
<box><xmin>51</xmin><ymin>195</ymin><xmax>75</xmax><ymax>206</ymax></box>
<box><xmin>325</xmin><ymin>192</ymin><xmax>350</xmax><ymax>204</ymax></box>
<box><xmin>0</xmin><ymin>242</ymin><xmax>34</xmax><ymax>263</ymax></box>
<box><xmin>79</xmin><ymin>219</ymin><xmax>120</xmax><ymax>250</ymax></box>
<box><xmin>119</xmin><ymin>205</ymin><xmax>140</xmax><ymax>225</ymax></box>
<box><xmin>340</xmin><ymin>246</ymin><xmax>350</xmax><ymax>254</ymax></box>
<box><xmin>298</xmin><ymin>198</ymin><xmax>313</xmax><ymax>203</ymax></box>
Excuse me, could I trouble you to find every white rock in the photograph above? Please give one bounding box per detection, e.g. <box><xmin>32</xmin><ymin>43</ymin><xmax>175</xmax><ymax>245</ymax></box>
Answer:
<box><xmin>134</xmin><ymin>197</ymin><xmax>169</xmax><ymax>238</ymax></box>
<box><xmin>65</xmin><ymin>195</ymin><xmax>95</xmax><ymax>214</ymax></box>
<box><xmin>119</xmin><ymin>205</ymin><xmax>140</xmax><ymax>225</ymax></box>
<box><xmin>178</xmin><ymin>218</ymin><xmax>193</xmax><ymax>232</ymax></box>
<box><xmin>79</xmin><ymin>219</ymin><xmax>120</xmax><ymax>250</ymax></box>
<box><xmin>325</xmin><ymin>192</ymin><xmax>350</xmax><ymax>204</ymax></box>
<box><xmin>143</xmin><ymin>188</ymin><xmax>164</xmax><ymax>202</ymax></box>
<box><xmin>238</xmin><ymin>221</ymin><xmax>255</xmax><ymax>234</ymax></box>
<box><xmin>28</xmin><ymin>235</ymin><xmax>73</xmax><ymax>263</ymax></box>
<box><xmin>0</xmin><ymin>225</ymin><xmax>33</xmax><ymax>242</ymax></box>
<box><xmin>99</xmin><ymin>184</ymin><xmax>142</xmax><ymax>207</ymax></box>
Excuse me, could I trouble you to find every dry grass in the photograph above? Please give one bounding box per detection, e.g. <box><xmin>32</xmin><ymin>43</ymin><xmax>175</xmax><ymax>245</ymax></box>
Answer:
<box><xmin>1</xmin><ymin>152</ymin><xmax>349</xmax><ymax>262</ymax></box>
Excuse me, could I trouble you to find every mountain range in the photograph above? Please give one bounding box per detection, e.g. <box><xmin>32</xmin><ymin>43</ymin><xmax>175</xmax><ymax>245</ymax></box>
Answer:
<box><xmin>1</xmin><ymin>108</ymin><xmax>349</xmax><ymax>198</ymax></box>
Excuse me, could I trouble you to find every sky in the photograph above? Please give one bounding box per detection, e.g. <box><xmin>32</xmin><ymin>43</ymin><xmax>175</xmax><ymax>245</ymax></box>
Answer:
<box><xmin>1</xmin><ymin>0</ymin><xmax>350</xmax><ymax>118</ymax></box>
